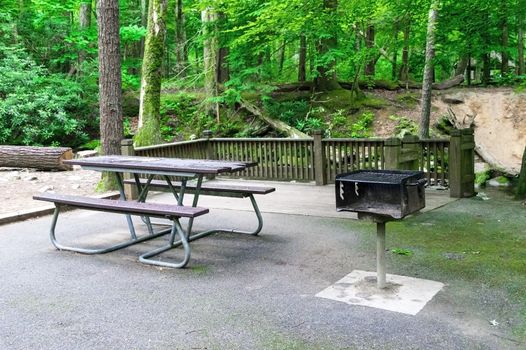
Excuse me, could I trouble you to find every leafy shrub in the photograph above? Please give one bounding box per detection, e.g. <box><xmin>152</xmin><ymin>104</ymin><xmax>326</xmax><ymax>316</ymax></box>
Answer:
<box><xmin>263</xmin><ymin>99</ymin><xmax>309</xmax><ymax>126</ymax></box>
<box><xmin>349</xmin><ymin>111</ymin><xmax>374</xmax><ymax>138</ymax></box>
<box><xmin>0</xmin><ymin>45</ymin><xmax>88</xmax><ymax>146</ymax></box>
<box><xmin>389</xmin><ymin>114</ymin><xmax>418</xmax><ymax>137</ymax></box>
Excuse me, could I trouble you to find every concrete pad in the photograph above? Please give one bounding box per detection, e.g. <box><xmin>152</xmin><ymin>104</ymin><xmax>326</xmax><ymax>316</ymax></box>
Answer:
<box><xmin>316</xmin><ymin>270</ymin><xmax>444</xmax><ymax>315</ymax></box>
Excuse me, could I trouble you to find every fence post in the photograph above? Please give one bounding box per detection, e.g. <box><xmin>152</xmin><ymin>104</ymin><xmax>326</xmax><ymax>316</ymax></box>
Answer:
<box><xmin>203</xmin><ymin>130</ymin><xmax>214</xmax><ymax>160</ymax></box>
<box><xmin>400</xmin><ymin>135</ymin><xmax>420</xmax><ymax>170</ymax></box>
<box><xmin>383</xmin><ymin>137</ymin><xmax>401</xmax><ymax>169</ymax></box>
<box><xmin>449</xmin><ymin>128</ymin><xmax>475</xmax><ymax>198</ymax></box>
<box><xmin>313</xmin><ymin>130</ymin><xmax>327</xmax><ymax>185</ymax></box>
<box><xmin>202</xmin><ymin>130</ymin><xmax>215</xmax><ymax>180</ymax></box>
<box><xmin>120</xmin><ymin>139</ymin><xmax>138</xmax><ymax>200</ymax></box>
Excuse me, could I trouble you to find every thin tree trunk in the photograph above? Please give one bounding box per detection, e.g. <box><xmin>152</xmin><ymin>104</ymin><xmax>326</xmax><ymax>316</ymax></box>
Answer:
<box><xmin>517</xmin><ymin>146</ymin><xmax>526</xmax><ymax>199</ymax></box>
<box><xmin>518</xmin><ymin>7</ymin><xmax>525</xmax><ymax>75</ymax></box>
<box><xmin>97</xmin><ymin>0</ymin><xmax>123</xmax><ymax>157</ymax></box>
<box><xmin>202</xmin><ymin>8</ymin><xmax>218</xmax><ymax>119</ymax></box>
<box><xmin>500</xmin><ymin>1</ymin><xmax>509</xmax><ymax>75</ymax></box>
<box><xmin>140</xmin><ymin>0</ymin><xmax>148</xmax><ymax>58</ymax></box>
<box><xmin>217</xmin><ymin>47</ymin><xmax>230</xmax><ymax>83</ymax></box>
<box><xmin>175</xmin><ymin>0</ymin><xmax>187</xmax><ymax>77</ymax></box>
<box><xmin>419</xmin><ymin>0</ymin><xmax>438</xmax><ymax>139</ymax></box>
<box><xmin>135</xmin><ymin>0</ymin><xmax>166</xmax><ymax>147</ymax></box>
<box><xmin>78</xmin><ymin>1</ymin><xmax>92</xmax><ymax>76</ymax></box>
<box><xmin>391</xmin><ymin>21</ymin><xmax>398</xmax><ymax>81</ymax></box>
<box><xmin>365</xmin><ymin>24</ymin><xmax>375</xmax><ymax>76</ymax></box>
<box><xmin>298</xmin><ymin>34</ymin><xmax>307</xmax><ymax>82</ymax></box>
<box><xmin>216</xmin><ymin>12</ymin><xmax>229</xmax><ymax>84</ymax></box>
<box><xmin>399</xmin><ymin>18</ymin><xmax>410</xmax><ymax>84</ymax></box>
<box><xmin>278</xmin><ymin>40</ymin><xmax>286</xmax><ymax>74</ymax></box>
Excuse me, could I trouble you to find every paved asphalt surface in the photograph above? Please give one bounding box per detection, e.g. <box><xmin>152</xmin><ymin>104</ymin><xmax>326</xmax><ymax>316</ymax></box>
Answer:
<box><xmin>0</xmin><ymin>183</ymin><xmax>517</xmax><ymax>349</ymax></box>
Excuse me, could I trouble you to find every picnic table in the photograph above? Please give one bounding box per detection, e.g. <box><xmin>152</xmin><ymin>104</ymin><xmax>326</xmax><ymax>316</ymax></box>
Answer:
<box><xmin>34</xmin><ymin>155</ymin><xmax>275</xmax><ymax>268</ymax></box>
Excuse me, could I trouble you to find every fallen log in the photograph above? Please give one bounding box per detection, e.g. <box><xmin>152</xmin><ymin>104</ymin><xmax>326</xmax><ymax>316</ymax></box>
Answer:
<box><xmin>239</xmin><ymin>99</ymin><xmax>310</xmax><ymax>139</ymax></box>
<box><xmin>0</xmin><ymin>146</ymin><xmax>73</xmax><ymax>170</ymax></box>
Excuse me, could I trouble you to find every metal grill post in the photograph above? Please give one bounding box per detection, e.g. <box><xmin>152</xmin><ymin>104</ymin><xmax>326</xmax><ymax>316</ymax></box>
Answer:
<box><xmin>376</xmin><ymin>222</ymin><xmax>386</xmax><ymax>289</ymax></box>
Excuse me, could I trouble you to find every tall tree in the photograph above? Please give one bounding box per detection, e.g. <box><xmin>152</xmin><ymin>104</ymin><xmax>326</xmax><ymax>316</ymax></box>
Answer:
<box><xmin>174</xmin><ymin>0</ymin><xmax>187</xmax><ymax>77</ymax></box>
<box><xmin>96</xmin><ymin>0</ymin><xmax>123</xmax><ymax>189</ymax></box>
<box><xmin>500</xmin><ymin>0</ymin><xmax>509</xmax><ymax>75</ymax></box>
<box><xmin>202</xmin><ymin>7</ymin><xmax>218</xmax><ymax>119</ymax></box>
<box><xmin>97</xmin><ymin>0</ymin><xmax>123</xmax><ymax>156</ymax></box>
<box><xmin>298</xmin><ymin>33</ymin><xmax>307</xmax><ymax>82</ymax></box>
<box><xmin>518</xmin><ymin>0</ymin><xmax>525</xmax><ymax>75</ymax></box>
<box><xmin>419</xmin><ymin>0</ymin><xmax>439</xmax><ymax>139</ymax></box>
<box><xmin>135</xmin><ymin>0</ymin><xmax>167</xmax><ymax>146</ymax></box>
<box><xmin>364</xmin><ymin>23</ymin><xmax>375</xmax><ymax>77</ymax></box>
<box><xmin>78</xmin><ymin>1</ymin><xmax>92</xmax><ymax>75</ymax></box>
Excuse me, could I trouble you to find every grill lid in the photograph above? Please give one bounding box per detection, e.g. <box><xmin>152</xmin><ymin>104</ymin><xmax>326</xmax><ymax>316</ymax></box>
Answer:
<box><xmin>336</xmin><ymin>170</ymin><xmax>423</xmax><ymax>185</ymax></box>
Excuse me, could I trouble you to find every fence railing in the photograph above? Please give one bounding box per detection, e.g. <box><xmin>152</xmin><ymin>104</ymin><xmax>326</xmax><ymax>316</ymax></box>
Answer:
<box><xmin>123</xmin><ymin>129</ymin><xmax>475</xmax><ymax>197</ymax></box>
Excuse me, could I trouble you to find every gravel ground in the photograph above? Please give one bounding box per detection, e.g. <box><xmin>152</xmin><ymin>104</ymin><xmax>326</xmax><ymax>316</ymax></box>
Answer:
<box><xmin>0</xmin><ymin>167</ymin><xmax>104</xmax><ymax>215</ymax></box>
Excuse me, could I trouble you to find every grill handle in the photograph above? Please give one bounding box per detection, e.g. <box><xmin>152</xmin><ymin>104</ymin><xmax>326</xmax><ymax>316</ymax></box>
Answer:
<box><xmin>407</xmin><ymin>178</ymin><xmax>427</xmax><ymax>186</ymax></box>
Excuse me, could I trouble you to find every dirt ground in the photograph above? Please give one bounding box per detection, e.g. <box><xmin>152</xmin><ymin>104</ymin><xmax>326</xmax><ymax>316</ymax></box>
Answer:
<box><xmin>0</xmin><ymin>166</ymin><xmax>104</xmax><ymax>215</ymax></box>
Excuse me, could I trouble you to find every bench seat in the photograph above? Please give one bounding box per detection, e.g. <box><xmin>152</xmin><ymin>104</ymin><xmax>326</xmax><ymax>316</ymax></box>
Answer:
<box><xmin>33</xmin><ymin>193</ymin><xmax>209</xmax><ymax>268</ymax></box>
<box><xmin>123</xmin><ymin>179</ymin><xmax>275</xmax><ymax>197</ymax></box>
<box><xmin>33</xmin><ymin>193</ymin><xmax>208</xmax><ymax>218</ymax></box>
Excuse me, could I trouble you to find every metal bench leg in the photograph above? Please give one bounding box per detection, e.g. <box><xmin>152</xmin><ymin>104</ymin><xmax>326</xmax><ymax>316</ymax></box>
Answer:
<box><xmin>48</xmin><ymin>205</ymin><xmax>171</xmax><ymax>255</ymax></box>
<box><xmin>139</xmin><ymin>219</ymin><xmax>191</xmax><ymax>268</ymax></box>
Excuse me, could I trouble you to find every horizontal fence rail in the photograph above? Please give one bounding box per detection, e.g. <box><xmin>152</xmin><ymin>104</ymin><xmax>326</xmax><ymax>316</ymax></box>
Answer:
<box><xmin>135</xmin><ymin>139</ymin><xmax>208</xmax><ymax>159</ymax></box>
<box><xmin>126</xmin><ymin>134</ymin><xmax>464</xmax><ymax>190</ymax></box>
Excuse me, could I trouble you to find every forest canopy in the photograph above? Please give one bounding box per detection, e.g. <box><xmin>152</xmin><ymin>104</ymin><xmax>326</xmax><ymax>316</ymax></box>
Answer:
<box><xmin>0</xmin><ymin>0</ymin><xmax>525</xmax><ymax>147</ymax></box>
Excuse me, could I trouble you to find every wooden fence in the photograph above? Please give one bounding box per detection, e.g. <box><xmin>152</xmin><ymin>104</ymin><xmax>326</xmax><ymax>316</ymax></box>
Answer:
<box><xmin>130</xmin><ymin>129</ymin><xmax>475</xmax><ymax>197</ymax></box>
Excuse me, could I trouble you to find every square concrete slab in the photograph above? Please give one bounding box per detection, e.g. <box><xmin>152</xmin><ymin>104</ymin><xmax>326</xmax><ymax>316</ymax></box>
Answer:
<box><xmin>316</xmin><ymin>270</ymin><xmax>444</xmax><ymax>315</ymax></box>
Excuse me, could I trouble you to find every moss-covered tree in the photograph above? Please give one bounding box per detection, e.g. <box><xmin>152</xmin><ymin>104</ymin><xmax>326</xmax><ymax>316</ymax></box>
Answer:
<box><xmin>134</xmin><ymin>0</ymin><xmax>166</xmax><ymax>147</ymax></box>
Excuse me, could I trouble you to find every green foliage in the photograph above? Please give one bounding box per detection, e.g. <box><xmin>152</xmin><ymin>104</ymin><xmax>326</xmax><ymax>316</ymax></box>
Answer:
<box><xmin>263</xmin><ymin>99</ymin><xmax>309</xmax><ymax>125</ymax></box>
<box><xmin>475</xmin><ymin>170</ymin><xmax>491</xmax><ymax>186</ymax></box>
<box><xmin>0</xmin><ymin>45</ymin><xmax>88</xmax><ymax>147</ymax></box>
<box><xmin>349</xmin><ymin>111</ymin><xmax>374</xmax><ymax>138</ymax></box>
<box><xmin>389</xmin><ymin>114</ymin><xmax>418</xmax><ymax>137</ymax></box>
<box><xmin>391</xmin><ymin>248</ymin><xmax>414</xmax><ymax>256</ymax></box>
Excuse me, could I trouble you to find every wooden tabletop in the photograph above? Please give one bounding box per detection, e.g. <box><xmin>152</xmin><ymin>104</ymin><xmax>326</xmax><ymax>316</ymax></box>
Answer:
<box><xmin>65</xmin><ymin>155</ymin><xmax>255</xmax><ymax>175</ymax></box>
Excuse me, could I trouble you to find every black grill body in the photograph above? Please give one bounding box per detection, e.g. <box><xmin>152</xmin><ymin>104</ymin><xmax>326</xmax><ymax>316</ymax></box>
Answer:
<box><xmin>335</xmin><ymin>170</ymin><xmax>426</xmax><ymax>219</ymax></box>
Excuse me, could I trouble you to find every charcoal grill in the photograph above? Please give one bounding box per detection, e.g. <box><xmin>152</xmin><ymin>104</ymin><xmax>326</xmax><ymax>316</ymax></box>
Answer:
<box><xmin>335</xmin><ymin>170</ymin><xmax>426</xmax><ymax>288</ymax></box>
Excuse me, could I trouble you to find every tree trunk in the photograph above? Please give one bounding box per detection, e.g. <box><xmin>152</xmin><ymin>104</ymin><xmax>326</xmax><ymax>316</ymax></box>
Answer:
<box><xmin>97</xmin><ymin>0</ymin><xmax>123</xmax><ymax>157</ymax></box>
<box><xmin>78</xmin><ymin>1</ymin><xmax>91</xmax><ymax>76</ymax></box>
<box><xmin>135</xmin><ymin>0</ymin><xmax>166</xmax><ymax>147</ymax></box>
<box><xmin>500</xmin><ymin>1</ymin><xmax>509</xmax><ymax>75</ymax></box>
<box><xmin>455</xmin><ymin>56</ymin><xmax>469</xmax><ymax>77</ymax></box>
<box><xmin>202</xmin><ymin>8</ymin><xmax>218</xmax><ymax>119</ymax></box>
<box><xmin>239</xmin><ymin>100</ymin><xmax>310</xmax><ymax>139</ymax></box>
<box><xmin>298</xmin><ymin>34</ymin><xmax>307</xmax><ymax>82</ymax></box>
<box><xmin>140</xmin><ymin>0</ymin><xmax>148</xmax><ymax>58</ymax></box>
<box><xmin>365</xmin><ymin>24</ymin><xmax>375</xmax><ymax>77</ymax></box>
<box><xmin>175</xmin><ymin>0</ymin><xmax>187</xmax><ymax>78</ymax></box>
<box><xmin>518</xmin><ymin>4</ymin><xmax>525</xmax><ymax>75</ymax></box>
<box><xmin>399</xmin><ymin>18</ymin><xmax>410</xmax><ymax>84</ymax></box>
<box><xmin>314</xmin><ymin>0</ymin><xmax>341</xmax><ymax>91</ymax></box>
<box><xmin>391</xmin><ymin>21</ymin><xmax>399</xmax><ymax>81</ymax></box>
<box><xmin>278</xmin><ymin>40</ymin><xmax>286</xmax><ymax>74</ymax></box>
<box><xmin>482</xmin><ymin>53</ymin><xmax>491</xmax><ymax>85</ymax></box>
<box><xmin>0</xmin><ymin>146</ymin><xmax>73</xmax><ymax>170</ymax></box>
<box><xmin>217</xmin><ymin>47</ymin><xmax>230</xmax><ymax>83</ymax></box>
<box><xmin>419</xmin><ymin>1</ymin><xmax>438</xmax><ymax>139</ymax></box>
<box><xmin>517</xmin><ymin>146</ymin><xmax>526</xmax><ymax>199</ymax></box>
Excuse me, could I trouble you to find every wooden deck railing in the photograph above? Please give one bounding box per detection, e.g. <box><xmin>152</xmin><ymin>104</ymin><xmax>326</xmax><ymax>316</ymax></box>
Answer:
<box><xmin>123</xmin><ymin>129</ymin><xmax>475</xmax><ymax>197</ymax></box>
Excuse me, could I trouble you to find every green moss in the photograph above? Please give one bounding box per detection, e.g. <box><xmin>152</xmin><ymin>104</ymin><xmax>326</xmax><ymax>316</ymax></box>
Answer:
<box><xmin>396</xmin><ymin>92</ymin><xmax>420</xmax><ymax>107</ymax></box>
<box><xmin>376</xmin><ymin>197</ymin><xmax>526</xmax><ymax>339</ymax></box>
<box><xmin>496</xmin><ymin>176</ymin><xmax>510</xmax><ymax>184</ymax></box>
<box><xmin>96</xmin><ymin>172</ymin><xmax>118</xmax><ymax>192</ymax></box>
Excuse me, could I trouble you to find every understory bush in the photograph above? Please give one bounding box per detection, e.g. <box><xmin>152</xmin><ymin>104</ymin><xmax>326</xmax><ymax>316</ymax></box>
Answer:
<box><xmin>0</xmin><ymin>45</ymin><xmax>89</xmax><ymax>147</ymax></box>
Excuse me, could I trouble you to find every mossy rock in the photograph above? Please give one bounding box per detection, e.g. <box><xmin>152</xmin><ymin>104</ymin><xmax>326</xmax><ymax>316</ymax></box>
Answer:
<box><xmin>488</xmin><ymin>176</ymin><xmax>512</xmax><ymax>187</ymax></box>
<box><xmin>396</xmin><ymin>92</ymin><xmax>420</xmax><ymax>107</ymax></box>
